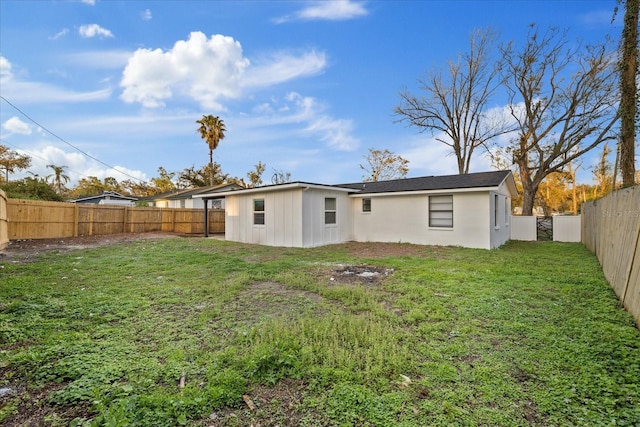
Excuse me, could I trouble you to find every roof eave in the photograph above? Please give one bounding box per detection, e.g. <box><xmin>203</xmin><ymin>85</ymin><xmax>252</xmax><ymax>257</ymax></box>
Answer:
<box><xmin>348</xmin><ymin>185</ymin><xmax>506</xmax><ymax>197</ymax></box>
<box><xmin>194</xmin><ymin>182</ymin><xmax>358</xmax><ymax>199</ymax></box>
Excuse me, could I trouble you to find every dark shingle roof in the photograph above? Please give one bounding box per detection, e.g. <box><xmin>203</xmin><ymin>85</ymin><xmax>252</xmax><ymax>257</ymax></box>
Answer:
<box><xmin>336</xmin><ymin>170</ymin><xmax>512</xmax><ymax>194</ymax></box>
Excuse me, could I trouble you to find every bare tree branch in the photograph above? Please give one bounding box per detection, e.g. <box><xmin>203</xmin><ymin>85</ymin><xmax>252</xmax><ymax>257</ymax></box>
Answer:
<box><xmin>396</xmin><ymin>28</ymin><xmax>512</xmax><ymax>174</ymax></box>
<box><xmin>500</xmin><ymin>25</ymin><xmax>619</xmax><ymax>215</ymax></box>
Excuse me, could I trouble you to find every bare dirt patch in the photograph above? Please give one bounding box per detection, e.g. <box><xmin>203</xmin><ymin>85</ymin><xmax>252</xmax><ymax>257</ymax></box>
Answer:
<box><xmin>205</xmin><ymin>379</ymin><xmax>329</xmax><ymax>427</ymax></box>
<box><xmin>329</xmin><ymin>264</ymin><xmax>394</xmax><ymax>285</ymax></box>
<box><xmin>0</xmin><ymin>232</ymin><xmax>179</xmax><ymax>263</ymax></box>
<box><xmin>232</xmin><ymin>281</ymin><xmax>330</xmax><ymax>323</ymax></box>
<box><xmin>336</xmin><ymin>241</ymin><xmax>432</xmax><ymax>259</ymax></box>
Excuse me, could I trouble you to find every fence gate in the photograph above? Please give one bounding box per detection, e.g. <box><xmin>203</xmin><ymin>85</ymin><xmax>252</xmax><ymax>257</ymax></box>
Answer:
<box><xmin>536</xmin><ymin>216</ymin><xmax>553</xmax><ymax>241</ymax></box>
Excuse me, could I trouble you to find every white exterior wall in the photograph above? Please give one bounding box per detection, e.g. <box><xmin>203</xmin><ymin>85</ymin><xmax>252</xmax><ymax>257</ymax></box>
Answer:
<box><xmin>553</xmin><ymin>215</ymin><xmax>581</xmax><ymax>242</ymax></box>
<box><xmin>225</xmin><ymin>189</ymin><xmax>304</xmax><ymax>247</ymax></box>
<box><xmin>301</xmin><ymin>190</ymin><xmax>352</xmax><ymax>247</ymax></box>
<box><xmin>489</xmin><ymin>180</ymin><xmax>513</xmax><ymax>248</ymax></box>
<box><xmin>351</xmin><ymin>191</ymin><xmax>492</xmax><ymax>249</ymax></box>
<box><xmin>225</xmin><ymin>188</ymin><xmax>352</xmax><ymax>248</ymax></box>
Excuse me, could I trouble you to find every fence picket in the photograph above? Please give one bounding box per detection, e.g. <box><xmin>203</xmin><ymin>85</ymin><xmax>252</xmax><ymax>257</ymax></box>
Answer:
<box><xmin>4</xmin><ymin>199</ymin><xmax>224</xmax><ymax>239</ymax></box>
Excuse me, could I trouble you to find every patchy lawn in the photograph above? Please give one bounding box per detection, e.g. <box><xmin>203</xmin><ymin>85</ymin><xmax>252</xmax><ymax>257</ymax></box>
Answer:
<box><xmin>1</xmin><ymin>236</ymin><xmax>639</xmax><ymax>426</ymax></box>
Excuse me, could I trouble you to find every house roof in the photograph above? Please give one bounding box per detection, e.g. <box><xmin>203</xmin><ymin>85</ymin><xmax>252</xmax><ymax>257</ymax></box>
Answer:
<box><xmin>150</xmin><ymin>183</ymin><xmax>243</xmax><ymax>201</ymax></box>
<box><xmin>336</xmin><ymin>170</ymin><xmax>515</xmax><ymax>194</ymax></box>
<box><xmin>194</xmin><ymin>182</ymin><xmax>355</xmax><ymax>199</ymax></box>
<box><xmin>194</xmin><ymin>170</ymin><xmax>517</xmax><ymax>199</ymax></box>
<box><xmin>70</xmin><ymin>191</ymin><xmax>137</xmax><ymax>203</ymax></box>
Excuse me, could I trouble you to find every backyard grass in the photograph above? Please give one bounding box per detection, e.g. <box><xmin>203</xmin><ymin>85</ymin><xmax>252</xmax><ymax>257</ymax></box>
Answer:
<box><xmin>1</xmin><ymin>237</ymin><xmax>639</xmax><ymax>426</ymax></box>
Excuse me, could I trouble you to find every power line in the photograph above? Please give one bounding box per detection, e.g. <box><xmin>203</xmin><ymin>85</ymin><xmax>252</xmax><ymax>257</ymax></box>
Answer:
<box><xmin>0</xmin><ymin>95</ymin><xmax>145</xmax><ymax>183</ymax></box>
<box><xmin>0</xmin><ymin>137</ymin><xmax>90</xmax><ymax>181</ymax></box>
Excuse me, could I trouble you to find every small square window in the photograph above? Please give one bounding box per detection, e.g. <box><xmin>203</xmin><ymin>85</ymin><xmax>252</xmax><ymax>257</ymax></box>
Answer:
<box><xmin>362</xmin><ymin>198</ymin><xmax>371</xmax><ymax>212</ymax></box>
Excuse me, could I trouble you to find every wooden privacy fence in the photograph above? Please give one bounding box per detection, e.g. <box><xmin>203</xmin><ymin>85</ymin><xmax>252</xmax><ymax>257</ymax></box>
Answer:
<box><xmin>582</xmin><ymin>186</ymin><xmax>640</xmax><ymax>327</ymax></box>
<box><xmin>5</xmin><ymin>199</ymin><xmax>225</xmax><ymax>240</ymax></box>
<box><xmin>0</xmin><ymin>190</ymin><xmax>8</xmax><ymax>249</ymax></box>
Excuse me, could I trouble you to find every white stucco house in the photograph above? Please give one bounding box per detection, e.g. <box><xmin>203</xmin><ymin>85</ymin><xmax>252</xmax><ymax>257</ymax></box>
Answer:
<box><xmin>194</xmin><ymin>170</ymin><xmax>518</xmax><ymax>249</ymax></box>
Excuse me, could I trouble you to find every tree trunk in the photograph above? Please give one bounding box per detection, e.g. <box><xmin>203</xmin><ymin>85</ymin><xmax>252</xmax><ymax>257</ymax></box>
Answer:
<box><xmin>209</xmin><ymin>149</ymin><xmax>214</xmax><ymax>187</ymax></box>
<box><xmin>620</xmin><ymin>0</ymin><xmax>639</xmax><ymax>187</ymax></box>
<box><xmin>519</xmin><ymin>168</ymin><xmax>541</xmax><ymax>216</ymax></box>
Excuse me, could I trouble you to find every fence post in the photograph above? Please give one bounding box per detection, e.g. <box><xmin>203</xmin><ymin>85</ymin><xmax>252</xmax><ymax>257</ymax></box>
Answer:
<box><xmin>203</xmin><ymin>199</ymin><xmax>209</xmax><ymax>237</ymax></box>
<box><xmin>123</xmin><ymin>206</ymin><xmax>129</xmax><ymax>233</ymax></box>
<box><xmin>88</xmin><ymin>205</ymin><xmax>94</xmax><ymax>236</ymax></box>
<box><xmin>73</xmin><ymin>203</ymin><xmax>79</xmax><ymax>237</ymax></box>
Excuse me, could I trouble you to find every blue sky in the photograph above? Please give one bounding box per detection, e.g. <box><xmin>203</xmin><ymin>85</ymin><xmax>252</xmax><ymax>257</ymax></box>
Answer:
<box><xmin>0</xmin><ymin>0</ymin><xmax>621</xmax><ymax>187</ymax></box>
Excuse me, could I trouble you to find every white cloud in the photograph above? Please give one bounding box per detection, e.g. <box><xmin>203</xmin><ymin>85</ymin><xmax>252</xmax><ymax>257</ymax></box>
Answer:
<box><xmin>274</xmin><ymin>0</ymin><xmax>368</xmax><ymax>23</ymax></box>
<box><xmin>19</xmin><ymin>145</ymin><xmax>147</xmax><ymax>186</ymax></box>
<box><xmin>0</xmin><ymin>55</ymin><xmax>11</xmax><ymax>80</ymax></box>
<box><xmin>64</xmin><ymin>50</ymin><xmax>132</xmax><ymax>69</ymax></box>
<box><xmin>119</xmin><ymin>31</ymin><xmax>326</xmax><ymax>109</ymax></box>
<box><xmin>50</xmin><ymin>28</ymin><xmax>69</xmax><ymax>40</ymax></box>
<box><xmin>81</xmin><ymin>0</ymin><xmax>96</xmax><ymax>5</ymax></box>
<box><xmin>2</xmin><ymin>116</ymin><xmax>32</xmax><ymax>135</ymax></box>
<box><xmin>243</xmin><ymin>92</ymin><xmax>359</xmax><ymax>151</ymax></box>
<box><xmin>243</xmin><ymin>50</ymin><xmax>326</xmax><ymax>88</ymax></box>
<box><xmin>141</xmin><ymin>9</ymin><xmax>152</xmax><ymax>21</ymax></box>
<box><xmin>400</xmin><ymin>133</ymin><xmax>493</xmax><ymax>177</ymax></box>
<box><xmin>79</xmin><ymin>24</ymin><xmax>114</xmax><ymax>39</ymax></box>
<box><xmin>305</xmin><ymin>115</ymin><xmax>359</xmax><ymax>151</ymax></box>
<box><xmin>0</xmin><ymin>56</ymin><xmax>112</xmax><ymax>104</ymax></box>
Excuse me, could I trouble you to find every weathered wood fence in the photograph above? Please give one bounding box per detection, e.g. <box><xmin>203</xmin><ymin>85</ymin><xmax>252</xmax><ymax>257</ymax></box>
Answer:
<box><xmin>0</xmin><ymin>190</ymin><xmax>8</xmax><ymax>249</ymax></box>
<box><xmin>582</xmin><ymin>186</ymin><xmax>640</xmax><ymax>327</ymax></box>
<box><xmin>5</xmin><ymin>199</ymin><xmax>224</xmax><ymax>240</ymax></box>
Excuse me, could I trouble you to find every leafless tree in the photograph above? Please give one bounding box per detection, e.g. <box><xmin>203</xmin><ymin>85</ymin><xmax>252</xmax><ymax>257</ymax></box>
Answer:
<box><xmin>500</xmin><ymin>25</ymin><xmax>619</xmax><ymax>215</ymax></box>
<box><xmin>360</xmin><ymin>148</ymin><xmax>409</xmax><ymax>182</ymax></box>
<box><xmin>395</xmin><ymin>28</ymin><xmax>512</xmax><ymax>174</ymax></box>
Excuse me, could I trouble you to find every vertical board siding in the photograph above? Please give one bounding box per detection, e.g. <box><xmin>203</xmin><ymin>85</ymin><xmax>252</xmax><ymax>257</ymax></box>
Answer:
<box><xmin>5</xmin><ymin>199</ymin><xmax>224</xmax><ymax>239</ymax></box>
<box><xmin>0</xmin><ymin>190</ymin><xmax>8</xmax><ymax>249</ymax></box>
<box><xmin>582</xmin><ymin>186</ymin><xmax>640</xmax><ymax>327</ymax></box>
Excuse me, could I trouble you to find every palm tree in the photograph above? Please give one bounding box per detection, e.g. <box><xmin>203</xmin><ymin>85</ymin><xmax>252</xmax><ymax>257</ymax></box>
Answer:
<box><xmin>46</xmin><ymin>164</ymin><xmax>70</xmax><ymax>194</ymax></box>
<box><xmin>196</xmin><ymin>115</ymin><xmax>226</xmax><ymax>186</ymax></box>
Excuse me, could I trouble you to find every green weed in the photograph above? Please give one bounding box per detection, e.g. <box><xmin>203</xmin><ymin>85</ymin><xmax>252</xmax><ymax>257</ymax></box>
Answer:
<box><xmin>1</xmin><ymin>238</ymin><xmax>639</xmax><ymax>426</ymax></box>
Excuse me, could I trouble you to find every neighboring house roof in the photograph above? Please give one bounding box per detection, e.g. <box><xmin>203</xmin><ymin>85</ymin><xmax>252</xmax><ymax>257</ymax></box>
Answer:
<box><xmin>150</xmin><ymin>183</ymin><xmax>244</xmax><ymax>202</ymax></box>
<box><xmin>336</xmin><ymin>170</ymin><xmax>515</xmax><ymax>194</ymax></box>
<box><xmin>195</xmin><ymin>170</ymin><xmax>518</xmax><ymax>199</ymax></box>
<box><xmin>70</xmin><ymin>191</ymin><xmax>137</xmax><ymax>203</ymax></box>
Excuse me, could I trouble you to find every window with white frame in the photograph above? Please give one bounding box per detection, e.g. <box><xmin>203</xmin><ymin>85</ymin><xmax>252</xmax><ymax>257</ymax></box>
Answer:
<box><xmin>253</xmin><ymin>199</ymin><xmax>265</xmax><ymax>225</ymax></box>
<box><xmin>362</xmin><ymin>198</ymin><xmax>371</xmax><ymax>213</ymax></box>
<box><xmin>429</xmin><ymin>195</ymin><xmax>453</xmax><ymax>228</ymax></box>
<box><xmin>494</xmin><ymin>194</ymin><xmax>499</xmax><ymax>227</ymax></box>
<box><xmin>325</xmin><ymin>197</ymin><xmax>336</xmax><ymax>224</ymax></box>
